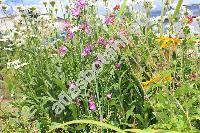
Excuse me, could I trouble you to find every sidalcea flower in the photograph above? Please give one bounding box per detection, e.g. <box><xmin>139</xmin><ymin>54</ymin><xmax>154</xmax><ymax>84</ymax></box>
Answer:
<box><xmin>59</xmin><ymin>45</ymin><xmax>68</xmax><ymax>56</ymax></box>
<box><xmin>106</xmin><ymin>37</ymin><xmax>115</xmax><ymax>48</ymax></box>
<box><xmin>79</xmin><ymin>23</ymin><xmax>90</xmax><ymax>34</ymax></box>
<box><xmin>115</xmin><ymin>64</ymin><xmax>121</xmax><ymax>69</ymax></box>
<box><xmin>71</xmin><ymin>7</ymin><xmax>80</xmax><ymax>17</ymax></box>
<box><xmin>75</xmin><ymin>0</ymin><xmax>86</xmax><ymax>9</ymax></box>
<box><xmin>89</xmin><ymin>100</ymin><xmax>96</xmax><ymax>111</ymax></box>
<box><xmin>69</xmin><ymin>81</ymin><xmax>76</xmax><ymax>89</ymax></box>
<box><xmin>81</xmin><ymin>44</ymin><xmax>93</xmax><ymax>56</ymax></box>
<box><xmin>107</xmin><ymin>93</ymin><xmax>112</xmax><ymax>99</ymax></box>
<box><xmin>98</xmin><ymin>36</ymin><xmax>105</xmax><ymax>45</ymax></box>
<box><xmin>119</xmin><ymin>30</ymin><xmax>128</xmax><ymax>36</ymax></box>
<box><xmin>67</xmin><ymin>30</ymin><xmax>74</xmax><ymax>39</ymax></box>
<box><xmin>64</xmin><ymin>21</ymin><xmax>71</xmax><ymax>30</ymax></box>
<box><xmin>105</xmin><ymin>14</ymin><xmax>115</xmax><ymax>25</ymax></box>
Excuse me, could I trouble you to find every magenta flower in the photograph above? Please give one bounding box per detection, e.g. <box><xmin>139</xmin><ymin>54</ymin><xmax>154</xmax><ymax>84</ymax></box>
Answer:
<box><xmin>84</xmin><ymin>24</ymin><xmax>90</xmax><ymax>35</ymax></box>
<box><xmin>115</xmin><ymin>64</ymin><xmax>121</xmax><ymax>69</ymax></box>
<box><xmin>105</xmin><ymin>15</ymin><xmax>115</xmax><ymax>25</ymax></box>
<box><xmin>67</xmin><ymin>30</ymin><xmax>74</xmax><ymax>39</ymax></box>
<box><xmin>69</xmin><ymin>81</ymin><xmax>76</xmax><ymax>89</ymax></box>
<box><xmin>81</xmin><ymin>44</ymin><xmax>93</xmax><ymax>56</ymax></box>
<box><xmin>108</xmin><ymin>38</ymin><xmax>114</xmax><ymax>45</ymax></box>
<box><xmin>119</xmin><ymin>30</ymin><xmax>128</xmax><ymax>36</ymax></box>
<box><xmin>59</xmin><ymin>45</ymin><xmax>68</xmax><ymax>56</ymax></box>
<box><xmin>79</xmin><ymin>23</ymin><xmax>90</xmax><ymax>35</ymax></box>
<box><xmin>76</xmin><ymin>0</ymin><xmax>86</xmax><ymax>9</ymax></box>
<box><xmin>107</xmin><ymin>93</ymin><xmax>112</xmax><ymax>99</ymax></box>
<box><xmin>89</xmin><ymin>100</ymin><xmax>96</xmax><ymax>111</ymax></box>
<box><xmin>71</xmin><ymin>7</ymin><xmax>80</xmax><ymax>17</ymax></box>
<box><xmin>98</xmin><ymin>36</ymin><xmax>105</xmax><ymax>45</ymax></box>
<box><xmin>105</xmin><ymin>38</ymin><xmax>114</xmax><ymax>48</ymax></box>
<box><xmin>64</xmin><ymin>21</ymin><xmax>71</xmax><ymax>30</ymax></box>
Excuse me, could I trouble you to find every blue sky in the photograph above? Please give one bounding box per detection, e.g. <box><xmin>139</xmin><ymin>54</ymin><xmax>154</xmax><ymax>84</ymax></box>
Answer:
<box><xmin>1</xmin><ymin>0</ymin><xmax>199</xmax><ymax>17</ymax></box>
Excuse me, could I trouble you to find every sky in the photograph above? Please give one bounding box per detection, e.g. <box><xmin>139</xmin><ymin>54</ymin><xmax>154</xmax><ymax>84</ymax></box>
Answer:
<box><xmin>0</xmin><ymin>0</ymin><xmax>199</xmax><ymax>17</ymax></box>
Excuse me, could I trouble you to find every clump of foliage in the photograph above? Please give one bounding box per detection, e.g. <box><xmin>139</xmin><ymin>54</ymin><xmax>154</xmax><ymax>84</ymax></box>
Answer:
<box><xmin>0</xmin><ymin>0</ymin><xmax>199</xmax><ymax>132</ymax></box>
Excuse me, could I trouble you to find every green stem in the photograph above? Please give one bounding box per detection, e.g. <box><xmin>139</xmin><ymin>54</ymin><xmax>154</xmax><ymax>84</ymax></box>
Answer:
<box><xmin>173</xmin><ymin>0</ymin><xmax>183</xmax><ymax>20</ymax></box>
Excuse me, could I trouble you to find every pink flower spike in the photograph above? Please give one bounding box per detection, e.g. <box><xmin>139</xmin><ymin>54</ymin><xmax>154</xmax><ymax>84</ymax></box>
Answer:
<box><xmin>105</xmin><ymin>15</ymin><xmax>115</xmax><ymax>25</ymax></box>
<box><xmin>71</xmin><ymin>7</ymin><xmax>80</xmax><ymax>17</ymax></box>
<box><xmin>81</xmin><ymin>44</ymin><xmax>93</xmax><ymax>57</ymax></box>
<box><xmin>76</xmin><ymin>0</ymin><xmax>86</xmax><ymax>9</ymax></box>
<box><xmin>64</xmin><ymin>21</ymin><xmax>71</xmax><ymax>30</ymax></box>
<box><xmin>106</xmin><ymin>38</ymin><xmax>115</xmax><ymax>48</ymax></box>
<box><xmin>59</xmin><ymin>45</ymin><xmax>68</xmax><ymax>57</ymax></box>
<box><xmin>67</xmin><ymin>30</ymin><xmax>74</xmax><ymax>39</ymax></box>
<box><xmin>98</xmin><ymin>36</ymin><xmax>105</xmax><ymax>45</ymax></box>
<box><xmin>79</xmin><ymin>23</ymin><xmax>91</xmax><ymax>35</ymax></box>
<box><xmin>89</xmin><ymin>100</ymin><xmax>96</xmax><ymax>111</ymax></box>
<box><xmin>107</xmin><ymin>93</ymin><xmax>112</xmax><ymax>99</ymax></box>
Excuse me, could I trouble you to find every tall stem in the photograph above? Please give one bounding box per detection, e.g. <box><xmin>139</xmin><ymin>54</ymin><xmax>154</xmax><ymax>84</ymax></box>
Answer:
<box><xmin>173</xmin><ymin>0</ymin><xmax>183</xmax><ymax>20</ymax></box>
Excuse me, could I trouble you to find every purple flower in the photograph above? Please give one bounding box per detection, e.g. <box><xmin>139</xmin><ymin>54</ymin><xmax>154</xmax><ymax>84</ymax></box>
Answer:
<box><xmin>69</xmin><ymin>81</ymin><xmax>76</xmax><ymax>89</ymax></box>
<box><xmin>81</xmin><ymin>44</ymin><xmax>93</xmax><ymax>56</ymax></box>
<box><xmin>71</xmin><ymin>7</ymin><xmax>80</xmax><ymax>17</ymax></box>
<box><xmin>59</xmin><ymin>45</ymin><xmax>68</xmax><ymax>56</ymax></box>
<box><xmin>98</xmin><ymin>36</ymin><xmax>105</xmax><ymax>45</ymax></box>
<box><xmin>89</xmin><ymin>100</ymin><xmax>96</xmax><ymax>111</ymax></box>
<box><xmin>115</xmin><ymin>64</ymin><xmax>121</xmax><ymax>69</ymax></box>
<box><xmin>107</xmin><ymin>93</ymin><xmax>112</xmax><ymax>99</ymax></box>
<box><xmin>76</xmin><ymin>0</ymin><xmax>86</xmax><ymax>9</ymax></box>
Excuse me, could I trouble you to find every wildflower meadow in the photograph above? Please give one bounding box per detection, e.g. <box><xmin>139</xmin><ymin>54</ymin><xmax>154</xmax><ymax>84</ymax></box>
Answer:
<box><xmin>0</xmin><ymin>0</ymin><xmax>200</xmax><ymax>132</ymax></box>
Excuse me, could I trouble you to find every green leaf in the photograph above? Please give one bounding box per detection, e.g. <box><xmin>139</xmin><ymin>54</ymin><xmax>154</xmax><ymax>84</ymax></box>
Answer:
<box><xmin>53</xmin><ymin>79</ymin><xmax>66</xmax><ymax>90</ymax></box>
<box><xmin>126</xmin><ymin>105</ymin><xmax>135</xmax><ymax>120</ymax></box>
<box><xmin>119</xmin><ymin>0</ymin><xmax>128</xmax><ymax>16</ymax></box>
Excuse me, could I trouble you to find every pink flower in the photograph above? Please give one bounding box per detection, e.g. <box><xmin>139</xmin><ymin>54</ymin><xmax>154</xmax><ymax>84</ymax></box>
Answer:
<box><xmin>89</xmin><ymin>100</ymin><xmax>96</xmax><ymax>111</ymax></box>
<box><xmin>98</xmin><ymin>36</ymin><xmax>105</xmax><ymax>45</ymax></box>
<box><xmin>107</xmin><ymin>93</ymin><xmax>112</xmax><ymax>99</ymax></box>
<box><xmin>106</xmin><ymin>38</ymin><xmax>115</xmax><ymax>48</ymax></box>
<box><xmin>119</xmin><ymin>30</ymin><xmax>128</xmax><ymax>36</ymax></box>
<box><xmin>69</xmin><ymin>81</ymin><xmax>76</xmax><ymax>89</ymax></box>
<box><xmin>81</xmin><ymin>44</ymin><xmax>93</xmax><ymax>56</ymax></box>
<box><xmin>115</xmin><ymin>64</ymin><xmax>121</xmax><ymax>69</ymax></box>
<box><xmin>84</xmin><ymin>25</ymin><xmax>90</xmax><ymax>34</ymax></box>
<box><xmin>76</xmin><ymin>0</ymin><xmax>86</xmax><ymax>9</ymax></box>
<box><xmin>105</xmin><ymin>15</ymin><xmax>115</xmax><ymax>25</ymax></box>
<box><xmin>64</xmin><ymin>21</ymin><xmax>71</xmax><ymax>30</ymax></box>
<box><xmin>79</xmin><ymin>23</ymin><xmax>90</xmax><ymax>34</ymax></box>
<box><xmin>67</xmin><ymin>30</ymin><xmax>74</xmax><ymax>39</ymax></box>
<box><xmin>59</xmin><ymin>45</ymin><xmax>68</xmax><ymax>56</ymax></box>
<box><xmin>71</xmin><ymin>7</ymin><xmax>80</xmax><ymax>17</ymax></box>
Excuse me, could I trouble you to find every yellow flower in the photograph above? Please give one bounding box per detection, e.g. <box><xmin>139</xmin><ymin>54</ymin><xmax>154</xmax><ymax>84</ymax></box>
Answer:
<box><xmin>141</xmin><ymin>74</ymin><xmax>173</xmax><ymax>89</ymax></box>
<box><xmin>141</xmin><ymin>74</ymin><xmax>161</xmax><ymax>89</ymax></box>
<box><xmin>156</xmin><ymin>36</ymin><xmax>181</xmax><ymax>50</ymax></box>
<box><xmin>162</xmin><ymin>75</ymin><xmax>173</xmax><ymax>82</ymax></box>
